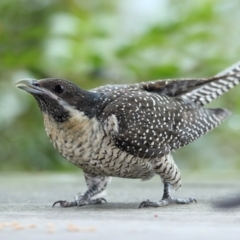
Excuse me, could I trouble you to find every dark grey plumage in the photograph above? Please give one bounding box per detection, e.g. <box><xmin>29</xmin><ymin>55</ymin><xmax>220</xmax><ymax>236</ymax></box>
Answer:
<box><xmin>15</xmin><ymin>61</ymin><xmax>240</xmax><ymax>208</ymax></box>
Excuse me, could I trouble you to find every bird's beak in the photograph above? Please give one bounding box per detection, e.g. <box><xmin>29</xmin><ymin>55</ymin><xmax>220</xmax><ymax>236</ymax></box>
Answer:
<box><xmin>15</xmin><ymin>79</ymin><xmax>43</xmax><ymax>94</ymax></box>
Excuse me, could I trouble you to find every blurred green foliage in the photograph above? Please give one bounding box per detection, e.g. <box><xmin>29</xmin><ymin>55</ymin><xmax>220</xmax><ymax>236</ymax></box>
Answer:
<box><xmin>0</xmin><ymin>0</ymin><xmax>240</xmax><ymax>171</ymax></box>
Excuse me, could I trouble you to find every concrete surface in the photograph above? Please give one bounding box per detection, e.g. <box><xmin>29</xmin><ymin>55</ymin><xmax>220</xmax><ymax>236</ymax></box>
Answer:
<box><xmin>0</xmin><ymin>172</ymin><xmax>240</xmax><ymax>240</ymax></box>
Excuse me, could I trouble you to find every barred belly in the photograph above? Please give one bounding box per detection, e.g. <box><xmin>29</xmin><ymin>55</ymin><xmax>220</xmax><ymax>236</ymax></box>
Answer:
<box><xmin>43</xmin><ymin>112</ymin><xmax>181</xmax><ymax>189</ymax></box>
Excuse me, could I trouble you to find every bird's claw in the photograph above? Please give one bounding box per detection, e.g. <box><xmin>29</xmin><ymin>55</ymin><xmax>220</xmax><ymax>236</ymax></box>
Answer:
<box><xmin>139</xmin><ymin>199</ymin><xmax>151</xmax><ymax>208</ymax></box>
<box><xmin>52</xmin><ymin>198</ymin><xmax>107</xmax><ymax>208</ymax></box>
<box><xmin>90</xmin><ymin>197</ymin><xmax>107</xmax><ymax>204</ymax></box>
<box><xmin>139</xmin><ymin>197</ymin><xmax>197</xmax><ymax>208</ymax></box>
<box><xmin>52</xmin><ymin>200</ymin><xmax>77</xmax><ymax>207</ymax></box>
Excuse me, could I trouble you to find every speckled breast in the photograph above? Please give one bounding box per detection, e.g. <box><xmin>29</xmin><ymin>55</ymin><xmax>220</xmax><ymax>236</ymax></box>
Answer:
<box><xmin>42</xmin><ymin>112</ymin><xmax>155</xmax><ymax>180</ymax></box>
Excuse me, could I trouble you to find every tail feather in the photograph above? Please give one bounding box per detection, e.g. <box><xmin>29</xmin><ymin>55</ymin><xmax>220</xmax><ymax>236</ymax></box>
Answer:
<box><xmin>216</xmin><ymin>60</ymin><xmax>240</xmax><ymax>76</ymax></box>
<box><xmin>169</xmin><ymin>107</ymin><xmax>231</xmax><ymax>151</ymax></box>
<box><xmin>208</xmin><ymin>108</ymin><xmax>232</xmax><ymax>124</ymax></box>
<box><xmin>138</xmin><ymin>61</ymin><xmax>240</xmax><ymax>106</ymax></box>
<box><xmin>183</xmin><ymin>73</ymin><xmax>240</xmax><ymax>106</ymax></box>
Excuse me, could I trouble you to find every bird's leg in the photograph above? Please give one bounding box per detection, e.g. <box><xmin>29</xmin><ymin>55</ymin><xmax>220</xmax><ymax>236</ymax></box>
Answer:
<box><xmin>139</xmin><ymin>154</ymin><xmax>196</xmax><ymax>208</ymax></box>
<box><xmin>139</xmin><ymin>182</ymin><xmax>196</xmax><ymax>208</ymax></box>
<box><xmin>53</xmin><ymin>173</ymin><xmax>111</xmax><ymax>207</ymax></box>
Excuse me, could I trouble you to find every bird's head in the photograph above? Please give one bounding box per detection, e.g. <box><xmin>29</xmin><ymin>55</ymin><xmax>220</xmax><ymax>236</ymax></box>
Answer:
<box><xmin>15</xmin><ymin>78</ymin><xmax>99</xmax><ymax>122</ymax></box>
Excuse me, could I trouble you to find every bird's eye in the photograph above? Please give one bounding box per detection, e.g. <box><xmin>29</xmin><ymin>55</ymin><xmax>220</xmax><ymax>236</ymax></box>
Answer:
<box><xmin>54</xmin><ymin>84</ymin><xmax>64</xmax><ymax>94</ymax></box>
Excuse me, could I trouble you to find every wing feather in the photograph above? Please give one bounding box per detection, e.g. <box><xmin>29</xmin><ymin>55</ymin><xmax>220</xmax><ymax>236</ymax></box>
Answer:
<box><xmin>102</xmin><ymin>90</ymin><xmax>230</xmax><ymax>158</ymax></box>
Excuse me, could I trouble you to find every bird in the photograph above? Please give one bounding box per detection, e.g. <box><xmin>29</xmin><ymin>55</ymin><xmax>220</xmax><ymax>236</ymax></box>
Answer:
<box><xmin>15</xmin><ymin>61</ymin><xmax>240</xmax><ymax>208</ymax></box>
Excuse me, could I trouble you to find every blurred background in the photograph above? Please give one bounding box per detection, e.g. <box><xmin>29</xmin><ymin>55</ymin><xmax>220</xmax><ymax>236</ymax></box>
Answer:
<box><xmin>0</xmin><ymin>0</ymin><xmax>240</xmax><ymax>172</ymax></box>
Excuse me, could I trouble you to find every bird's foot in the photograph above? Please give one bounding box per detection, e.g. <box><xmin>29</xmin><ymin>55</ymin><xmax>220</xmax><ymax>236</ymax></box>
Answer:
<box><xmin>139</xmin><ymin>197</ymin><xmax>197</xmax><ymax>208</ymax></box>
<box><xmin>52</xmin><ymin>197</ymin><xmax>107</xmax><ymax>208</ymax></box>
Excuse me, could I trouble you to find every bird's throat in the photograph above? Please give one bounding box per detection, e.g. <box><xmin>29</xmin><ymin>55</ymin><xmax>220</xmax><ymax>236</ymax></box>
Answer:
<box><xmin>42</xmin><ymin>109</ymin><xmax>104</xmax><ymax>166</ymax></box>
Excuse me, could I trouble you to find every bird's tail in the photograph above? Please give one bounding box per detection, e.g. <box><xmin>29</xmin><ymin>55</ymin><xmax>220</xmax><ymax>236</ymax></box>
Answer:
<box><xmin>139</xmin><ymin>61</ymin><xmax>240</xmax><ymax>106</ymax></box>
<box><xmin>182</xmin><ymin>61</ymin><xmax>240</xmax><ymax>106</ymax></box>
<box><xmin>215</xmin><ymin>60</ymin><xmax>240</xmax><ymax>76</ymax></box>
